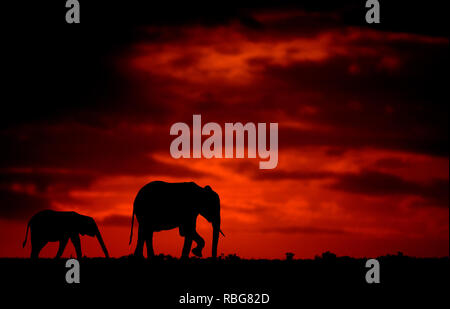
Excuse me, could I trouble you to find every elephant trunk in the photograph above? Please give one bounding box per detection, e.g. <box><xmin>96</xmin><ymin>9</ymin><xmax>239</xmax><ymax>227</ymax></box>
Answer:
<box><xmin>212</xmin><ymin>217</ymin><xmax>220</xmax><ymax>258</ymax></box>
<box><xmin>96</xmin><ymin>229</ymin><xmax>110</xmax><ymax>258</ymax></box>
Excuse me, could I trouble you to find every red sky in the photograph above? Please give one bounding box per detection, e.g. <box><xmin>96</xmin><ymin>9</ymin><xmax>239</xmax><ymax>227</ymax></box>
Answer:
<box><xmin>1</xmin><ymin>6</ymin><xmax>448</xmax><ymax>259</ymax></box>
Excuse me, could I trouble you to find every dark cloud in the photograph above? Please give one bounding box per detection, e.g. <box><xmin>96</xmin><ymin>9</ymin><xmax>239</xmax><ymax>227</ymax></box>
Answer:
<box><xmin>266</xmin><ymin>40</ymin><xmax>448</xmax><ymax>156</ymax></box>
<box><xmin>330</xmin><ymin>170</ymin><xmax>449</xmax><ymax>208</ymax></box>
<box><xmin>330</xmin><ymin>170</ymin><xmax>420</xmax><ymax>195</ymax></box>
<box><xmin>0</xmin><ymin>123</ymin><xmax>207</xmax><ymax>178</ymax></box>
<box><xmin>221</xmin><ymin>161</ymin><xmax>335</xmax><ymax>181</ymax></box>
<box><xmin>100</xmin><ymin>214</ymin><xmax>131</xmax><ymax>227</ymax></box>
<box><xmin>222</xmin><ymin>161</ymin><xmax>448</xmax><ymax>210</ymax></box>
<box><xmin>373</xmin><ymin>158</ymin><xmax>410</xmax><ymax>169</ymax></box>
<box><xmin>261</xmin><ymin>225</ymin><xmax>348</xmax><ymax>235</ymax></box>
<box><xmin>0</xmin><ymin>169</ymin><xmax>95</xmax><ymax>193</ymax></box>
<box><xmin>0</xmin><ymin>168</ymin><xmax>95</xmax><ymax>220</ymax></box>
<box><xmin>280</xmin><ymin>126</ymin><xmax>448</xmax><ymax>158</ymax></box>
<box><xmin>0</xmin><ymin>189</ymin><xmax>51</xmax><ymax>220</ymax></box>
<box><xmin>415</xmin><ymin>179</ymin><xmax>449</xmax><ymax>208</ymax></box>
<box><xmin>222</xmin><ymin>203</ymin><xmax>272</xmax><ymax>215</ymax></box>
<box><xmin>257</xmin><ymin>170</ymin><xmax>333</xmax><ymax>181</ymax></box>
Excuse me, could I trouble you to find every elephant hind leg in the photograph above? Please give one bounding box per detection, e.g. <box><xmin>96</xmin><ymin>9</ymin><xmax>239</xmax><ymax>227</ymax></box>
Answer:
<box><xmin>134</xmin><ymin>224</ymin><xmax>145</xmax><ymax>258</ymax></box>
<box><xmin>145</xmin><ymin>230</ymin><xmax>154</xmax><ymax>258</ymax></box>
<box><xmin>70</xmin><ymin>234</ymin><xmax>82</xmax><ymax>259</ymax></box>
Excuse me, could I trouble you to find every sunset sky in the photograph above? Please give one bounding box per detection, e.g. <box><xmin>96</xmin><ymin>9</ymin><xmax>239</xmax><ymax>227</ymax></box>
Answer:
<box><xmin>1</xmin><ymin>2</ymin><xmax>448</xmax><ymax>258</ymax></box>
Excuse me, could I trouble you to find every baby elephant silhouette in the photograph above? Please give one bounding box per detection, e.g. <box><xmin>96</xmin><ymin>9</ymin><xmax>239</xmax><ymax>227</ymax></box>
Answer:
<box><xmin>23</xmin><ymin>209</ymin><xmax>109</xmax><ymax>259</ymax></box>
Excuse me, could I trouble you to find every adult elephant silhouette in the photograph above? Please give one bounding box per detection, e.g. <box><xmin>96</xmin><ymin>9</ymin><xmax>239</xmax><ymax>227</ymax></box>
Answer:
<box><xmin>129</xmin><ymin>181</ymin><xmax>224</xmax><ymax>259</ymax></box>
<box><xmin>23</xmin><ymin>210</ymin><xmax>109</xmax><ymax>259</ymax></box>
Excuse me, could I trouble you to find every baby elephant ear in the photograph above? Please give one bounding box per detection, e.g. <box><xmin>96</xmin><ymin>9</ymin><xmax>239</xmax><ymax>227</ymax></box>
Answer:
<box><xmin>204</xmin><ymin>185</ymin><xmax>212</xmax><ymax>191</ymax></box>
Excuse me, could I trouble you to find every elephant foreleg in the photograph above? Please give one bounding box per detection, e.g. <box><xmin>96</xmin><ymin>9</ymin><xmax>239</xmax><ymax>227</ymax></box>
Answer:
<box><xmin>134</xmin><ymin>224</ymin><xmax>145</xmax><ymax>258</ymax></box>
<box><xmin>55</xmin><ymin>237</ymin><xmax>69</xmax><ymax>259</ymax></box>
<box><xmin>30</xmin><ymin>239</ymin><xmax>46</xmax><ymax>259</ymax></box>
<box><xmin>145</xmin><ymin>230</ymin><xmax>154</xmax><ymax>258</ymax></box>
<box><xmin>181</xmin><ymin>236</ymin><xmax>193</xmax><ymax>259</ymax></box>
<box><xmin>191</xmin><ymin>231</ymin><xmax>205</xmax><ymax>257</ymax></box>
<box><xmin>70</xmin><ymin>234</ymin><xmax>82</xmax><ymax>259</ymax></box>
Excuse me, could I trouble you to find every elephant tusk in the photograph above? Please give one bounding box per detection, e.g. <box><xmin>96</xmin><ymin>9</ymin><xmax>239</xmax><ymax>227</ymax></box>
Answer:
<box><xmin>220</xmin><ymin>229</ymin><xmax>225</xmax><ymax>237</ymax></box>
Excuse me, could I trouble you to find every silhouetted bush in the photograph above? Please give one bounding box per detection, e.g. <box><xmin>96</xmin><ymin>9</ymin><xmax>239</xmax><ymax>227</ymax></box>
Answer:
<box><xmin>321</xmin><ymin>251</ymin><xmax>337</xmax><ymax>261</ymax></box>
<box><xmin>285</xmin><ymin>252</ymin><xmax>295</xmax><ymax>261</ymax></box>
<box><xmin>224</xmin><ymin>254</ymin><xmax>241</xmax><ymax>261</ymax></box>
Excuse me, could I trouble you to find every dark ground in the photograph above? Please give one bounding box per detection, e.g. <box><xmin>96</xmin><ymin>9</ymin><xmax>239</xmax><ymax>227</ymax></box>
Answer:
<box><xmin>1</xmin><ymin>253</ymin><xmax>448</xmax><ymax>307</ymax></box>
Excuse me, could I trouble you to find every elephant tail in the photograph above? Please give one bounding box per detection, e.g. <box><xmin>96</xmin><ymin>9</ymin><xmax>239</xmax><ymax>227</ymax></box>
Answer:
<box><xmin>22</xmin><ymin>221</ymin><xmax>30</xmax><ymax>248</ymax></box>
<box><xmin>129</xmin><ymin>208</ymin><xmax>135</xmax><ymax>245</ymax></box>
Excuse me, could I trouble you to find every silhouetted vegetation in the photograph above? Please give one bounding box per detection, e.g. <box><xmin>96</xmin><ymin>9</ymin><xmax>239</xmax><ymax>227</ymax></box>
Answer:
<box><xmin>285</xmin><ymin>252</ymin><xmax>295</xmax><ymax>260</ymax></box>
<box><xmin>1</xmin><ymin>253</ymin><xmax>448</xmax><ymax>306</ymax></box>
<box><xmin>1</xmin><ymin>253</ymin><xmax>448</xmax><ymax>283</ymax></box>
